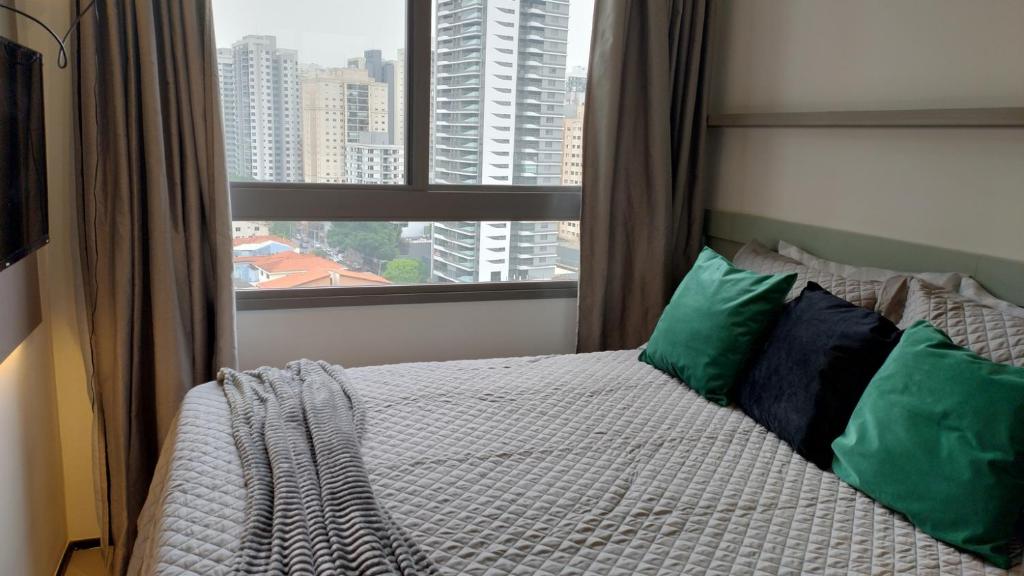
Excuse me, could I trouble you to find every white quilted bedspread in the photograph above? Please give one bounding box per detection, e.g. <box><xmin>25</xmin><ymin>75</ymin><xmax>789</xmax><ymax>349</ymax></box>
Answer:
<box><xmin>129</xmin><ymin>350</ymin><xmax>1021</xmax><ymax>575</ymax></box>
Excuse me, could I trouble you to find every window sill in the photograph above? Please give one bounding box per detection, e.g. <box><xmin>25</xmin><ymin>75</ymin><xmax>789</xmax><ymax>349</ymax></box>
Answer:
<box><xmin>235</xmin><ymin>280</ymin><xmax>579</xmax><ymax>311</ymax></box>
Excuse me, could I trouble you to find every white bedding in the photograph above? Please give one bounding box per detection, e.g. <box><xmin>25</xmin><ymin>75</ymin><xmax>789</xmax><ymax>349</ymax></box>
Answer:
<box><xmin>129</xmin><ymin>350</ymin><xmax>1021</xmax><ymax>575</ymax></box>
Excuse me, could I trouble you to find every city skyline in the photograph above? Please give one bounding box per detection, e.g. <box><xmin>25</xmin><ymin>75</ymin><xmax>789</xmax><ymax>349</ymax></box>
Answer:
<box><xmin>429</xmin><ymin>0</ymin><xmax>576</xmax><ymax>283</ymax></box>
<box><xmin>216</xmin><ymin>0</ymin><xmax>588</xmax><ymax>288</ymax></box>
<box><xmin>212</xmin><ymin>0</ymin><xmax>594</xmax><ymax>71</ymax></box>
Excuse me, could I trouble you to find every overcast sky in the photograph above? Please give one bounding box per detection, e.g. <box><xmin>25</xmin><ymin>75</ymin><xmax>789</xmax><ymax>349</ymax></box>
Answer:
<box><xmin>213</xmin><ymin>0</ymin><xmax>594</xmax><ymax>71</ymax></box>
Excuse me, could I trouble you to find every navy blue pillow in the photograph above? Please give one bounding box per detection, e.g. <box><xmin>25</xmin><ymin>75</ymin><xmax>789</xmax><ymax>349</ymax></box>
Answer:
<box><xmin>735</xmin><ymin>282</ymin><xmax>902</xmax><ymax>470</ymax></box>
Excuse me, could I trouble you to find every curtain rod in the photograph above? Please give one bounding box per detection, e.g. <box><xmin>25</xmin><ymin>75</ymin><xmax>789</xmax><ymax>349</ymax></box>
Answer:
<box><xmin>0</xmin><ymin>0</ymin><xmax>96</xmax><ymax>69</ymax></box>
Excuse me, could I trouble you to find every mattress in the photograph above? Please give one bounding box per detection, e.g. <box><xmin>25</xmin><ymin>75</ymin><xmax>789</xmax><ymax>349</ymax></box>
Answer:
<box><xmin>129</xmin><ymin>350</ymin><xmax>1021</xmax><ymax>575</ymax></box>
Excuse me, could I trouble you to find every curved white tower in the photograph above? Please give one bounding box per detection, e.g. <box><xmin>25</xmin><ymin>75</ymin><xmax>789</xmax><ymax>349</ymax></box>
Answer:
<box><xmin>432</xmin><ymin>0</ymin><xmax>570</xmax><ymax>282</ymax></box>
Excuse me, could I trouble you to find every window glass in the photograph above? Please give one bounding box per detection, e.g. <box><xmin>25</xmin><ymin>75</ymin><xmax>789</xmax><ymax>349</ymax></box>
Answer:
<box><xmin>232</xmin><ymin>220</ymin><xmax>580</xmax><ymax>288</ymax></box>
<box><xmin>213</xmin><ymin>0</ymin><xmax>407</xmax><ymax>184</ymax></box>
<box><xmin>430</xmin><ymin>0</ymin><xmax>593</xmax><ymax>186</ymax></box>
<box><xmin>216</xmin><ymin>1</ymin><xmax>592</xmax><ymax>293</ymax></box>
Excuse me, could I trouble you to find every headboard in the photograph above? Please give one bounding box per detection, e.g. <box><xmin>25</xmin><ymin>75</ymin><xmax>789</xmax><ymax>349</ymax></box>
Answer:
<box><xmin>705</xmin><ymin>210</ymin><xmax>1024</xmax><ymax>307</ymax></box>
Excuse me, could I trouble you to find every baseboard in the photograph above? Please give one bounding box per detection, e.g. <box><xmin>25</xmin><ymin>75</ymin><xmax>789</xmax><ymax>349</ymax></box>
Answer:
<box><xmin>55</xmin><ymin>538</ymin><xmax>102</xmax><ymax>576</ymax></box>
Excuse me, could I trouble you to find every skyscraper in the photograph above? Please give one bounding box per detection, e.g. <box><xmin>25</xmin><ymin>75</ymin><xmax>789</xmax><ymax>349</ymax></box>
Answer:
<box><xmin>431</xmin><ymin>220</ymin><xmax>561</xmax><ymax>283</ymax></box>
<box><xmin>558</xmin><ymin>102</ymin><xmax>584</xmax><ymax>245</ymax></box>
<box><xmin>218</xmin><ymin>35</ymin><xmax>302</xmax><ymax>182</ymax></box>
<box><xmin>363</xmin><ymin>49</ymin><xmax>385</xmax><ymax>82</ymax></box>
<box><xmin>300</xmin><ymin>66</ymin><xmax>392</xmax><ymax>184</ymax></box>
<box><xmin>217</xmin><ymin>48</ymin><xmax>241</xmax><ymax>179</ymax></box>
<box><xmin>428</xmin><ymin>49</ymin><xmax>436</xmax><ymax>179</ymax></box>
<box><xmin>383</xmin><ymin>49</ymin><xmax>406</xmax><ymax>147</ymax></box>
<box><xmin>560</xmin><ymin>103</ymin><xmax>584</xmax><ymax>186</ymax></box>
<box><xmin>565</xmin><ymin>65</ymin><xmax>587</xmax><ymax>113</ymax></box>
<box><xmin>433</xmin><ymin>0</ymin><xmax>569</xmax><ymax>186</ymax></box>
<box><xmin>431</xmin><ymin>0</ymin><xmax>571</xmax><ymax>282</ymax></box>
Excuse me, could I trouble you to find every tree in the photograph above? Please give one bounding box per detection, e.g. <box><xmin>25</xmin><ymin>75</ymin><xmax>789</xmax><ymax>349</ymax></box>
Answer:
<box><xmin>382</xmin><ymin>258</ymin><xmax>424</xmax><ymax>284</ymax></box>
<box><xmin>269</xmin><ymin>221</ymin><xmax>297</xmax><ymax>239</ymax></box>
<box><xmin>326</xmin><ymin>222</ymin><xmax>401</xmax><ymax>264</ymax></box>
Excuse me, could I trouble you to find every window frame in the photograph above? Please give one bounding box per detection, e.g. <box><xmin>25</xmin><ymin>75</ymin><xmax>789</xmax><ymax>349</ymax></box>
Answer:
<box><xmin>231</xmin><ymin>0</ymin><xmax>583</xmax><ymax>310</ymax></box>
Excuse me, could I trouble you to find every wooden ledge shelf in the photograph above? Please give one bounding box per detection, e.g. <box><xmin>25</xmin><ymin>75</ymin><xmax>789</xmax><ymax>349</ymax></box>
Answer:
<box><xmin>707</xmin><ymin>107</ymin><xmax>1024</xmax><ymax>128</ymax></box>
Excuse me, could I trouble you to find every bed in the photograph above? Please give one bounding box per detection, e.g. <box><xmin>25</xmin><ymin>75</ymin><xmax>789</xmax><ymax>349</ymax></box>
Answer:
<box><xmin>130</xmin><ymin>212</ymin><xmax>1024</xmax><ymax>575</ymax></box>
<box><xmin>130</xmin><ymin>349</ymin><xmax>1021</xmax><ymax>575</ymax></box>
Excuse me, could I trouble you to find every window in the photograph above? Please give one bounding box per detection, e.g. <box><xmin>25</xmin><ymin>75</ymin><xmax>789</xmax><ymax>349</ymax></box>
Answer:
<box><xmin>213</xmin><ymin>0</ymin><xmax>408</xmax><ymax>185</ymax></box>
<box><xmin>214</xmin><ymin>0</ymin><xmax>593</xmax><ymax>308</ymax></box>
<box><xmin>232</xmin><ymin>221</ymin><xmax>580</xmax><ymax>287</ymax></box>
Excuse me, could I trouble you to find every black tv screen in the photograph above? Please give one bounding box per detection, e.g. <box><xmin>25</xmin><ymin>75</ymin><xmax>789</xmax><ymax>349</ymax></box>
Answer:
<box><xmin>0</xmin><ymin>36</ymin><xmax>48</xmax><ymax>271</ymax></box>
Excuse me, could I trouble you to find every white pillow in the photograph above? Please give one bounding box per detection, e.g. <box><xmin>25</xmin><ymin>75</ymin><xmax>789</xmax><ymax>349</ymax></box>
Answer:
<box><xmin>732</xmin><ymin>241</ymin><xmax>906</xmax><ymax>321</ymax></box>
<box><xmin>777</xmin><ymin>240</ymin><xmax>964</xmax><ymax>292</ymax></box>
<box><xmin>898</xmin><ymin>279</ymin><xmax>1024</xmax><ymax>367</ymax></box>
<box><xmin>958</xmin><ymin>277</ymin><xmax>1024</xmax><ymax>320</ymax></box>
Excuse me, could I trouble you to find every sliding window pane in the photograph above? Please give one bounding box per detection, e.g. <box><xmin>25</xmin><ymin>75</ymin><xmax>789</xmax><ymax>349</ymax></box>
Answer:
<box><xmin>431</xmin><ymin>0</ymin><xmax>594</xmax><ymax>186</ymax></box>
<box><xmin>232</xmin><ymin>220</ymin><xmax>580</xmax><ymax>289</ymax></box>
<box><xmin>213</xmin><ymin>0</ymin><xmax>407</xmax><ymax>184</ymax></box>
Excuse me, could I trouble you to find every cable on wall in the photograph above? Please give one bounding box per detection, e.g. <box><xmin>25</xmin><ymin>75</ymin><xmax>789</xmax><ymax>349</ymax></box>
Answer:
<box><xmin>0</xmin><ymin>0</ymin><xmax>96</xmax><ymax>69</ymax></box>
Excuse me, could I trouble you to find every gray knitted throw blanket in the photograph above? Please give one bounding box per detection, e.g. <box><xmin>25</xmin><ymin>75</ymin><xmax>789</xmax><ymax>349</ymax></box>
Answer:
<box><xmin>218</xmin><ymin>360</ymin><xmax>437</xmax><ymax>576</ymax></box>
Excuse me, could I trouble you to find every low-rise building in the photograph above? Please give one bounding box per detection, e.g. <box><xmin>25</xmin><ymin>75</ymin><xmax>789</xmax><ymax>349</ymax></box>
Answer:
<box><xmin>232</xmin><ymin>235</ymin><xmax>298</xmax><ymax>257</ymax></box>
<box><xmin>233</xmin><ymin>251</ymin><xmax>390</xmax><ymax>289</ymax></box>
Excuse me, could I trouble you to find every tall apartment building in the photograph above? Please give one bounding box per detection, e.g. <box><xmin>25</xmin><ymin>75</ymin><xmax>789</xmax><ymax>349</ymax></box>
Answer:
<box><xmin>560</xmin><ymin>103</ymin><xmax>584</xmax><ymax>186</ymax></box>
<box><xmin>217</xmin><ymin>49</ymin><xmax>241</xmax><ymax>179</ymax></box>
<box><xmin>558</xmin><ymin>103</ymin><xmax>584</xmax><ymax>244</ymax></box>
<box><xmin>430</xmin><ymin>0</ymin><xmax>571</xmax><ymax>282</ymax></box>
<box><xmin>428</xmin><ymin>50</ymin><xmax>436</xmax><ymax>178</ymax></box>
<box><xmin>565</xmin><ymin>65</ymin><xmax>587</xmax><ymax>113</ymax></box>
<box><xmin>383</xmin><ymin>49</ymin><xmax>406</xmax><ymax>147</ymax></box>
<box><xmin>433</xmin><ymin>0</ymin><xmax>569</xmax><ymax>186</ymax></box>
<box><xmin>346</xmin><ymin>132</ymin><xmax>405</xmax><ymax>185</ymax></box>
<box><xmin>363</xmin><ymin>49</ymin><xmax>384</xmax><ymax>82</ymax></box>
<box><xmin>432</xmin><ymin>221</ymin><xmax>560</xmax><ymax>282</ymax></box>
<box><xmin>217</xmin><ymin>36</ymin><xmax>302</xmax><ymax>182</ymax></box>
<box><xmin>300</xmin><ymin>66</ymin><xmax>392</xmax><ymax>184</ymax></box>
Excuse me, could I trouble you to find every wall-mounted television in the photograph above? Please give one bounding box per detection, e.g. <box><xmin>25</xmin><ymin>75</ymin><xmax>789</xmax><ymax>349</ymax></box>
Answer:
<box><xmin>0</xmin><ymin>36</ymin><xmax>48</xmax><ymax>272</ymax></box>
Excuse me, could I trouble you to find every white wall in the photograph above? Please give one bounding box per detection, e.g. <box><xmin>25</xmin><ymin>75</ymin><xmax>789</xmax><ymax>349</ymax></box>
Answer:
<box><xmin>238</xmin><ymin>298</ymin><xmax>578</xmax><ymax>369</ymax></box>
<box><xmin>0</xmin><ymin>11</ymin><xmax>69</xmax><ymax>576</ymax></box>
<box><xmin>0</xmin><ymin>323</ymin><xmax>68</xmax><ymax>576</ymax></box>
<box><xmin>709</xmin><ymin>0</ymin><xmax>1024</xmax><ymax>260</ymax></box>
<box><xmin>15</xmin><ymin>0</ymin><xmax>100</xmax><ymax>542</ymax></box>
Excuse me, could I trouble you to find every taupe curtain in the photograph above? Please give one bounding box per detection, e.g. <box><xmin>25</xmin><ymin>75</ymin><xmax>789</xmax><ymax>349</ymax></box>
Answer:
<box><xmin>577</xmin><ymin>0</ymin><xmax>712</xmax><ymax>352</ymax></box>
<box><xmin>74</xmin><ymin>0</ymin><xmax>237</xmax><ymax>572</ymax></box>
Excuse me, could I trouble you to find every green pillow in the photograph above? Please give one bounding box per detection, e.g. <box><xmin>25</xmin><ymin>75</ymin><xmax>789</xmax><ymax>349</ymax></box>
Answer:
<box><xmin>640</xmin><ymin>247</ymin><xmax>796</xmax><ymax>405</ymax></box>
<box><xmin>832</xmin><ymin>321</ymin><xmax>1024</xmax><ymax>568</ymax></box>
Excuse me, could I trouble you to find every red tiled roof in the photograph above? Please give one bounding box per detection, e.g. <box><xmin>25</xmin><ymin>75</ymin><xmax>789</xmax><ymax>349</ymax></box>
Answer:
<box><xmin>334</xmin><ymin>269</ymin><xmax>395</xmax><ymax>283</ymax></box>
<box><xmin>237</xmin><ymin>251</ymin><xmax>390</xmax><ymax>289</ymax></box>
<box><xmin>237</xmin><ymin>252</ymin><xmax>341</xmax><ymax>274</ymax></box>
<box><xmin>257</xmin><ymin>270</ymin><xmax>333</xmax><ymax>289</ymax></box>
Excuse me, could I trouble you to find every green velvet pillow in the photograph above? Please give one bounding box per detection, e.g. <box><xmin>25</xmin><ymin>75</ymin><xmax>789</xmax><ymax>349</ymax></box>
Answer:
<box><xmin>832</xmin><ymin>321</ymin><xmax>1024</xmax><ymax>568</ymax></box>
<box><xmin>640</xmin><ymin>247</ymin><xmax>796</xmax><ymax>405</ymax></box>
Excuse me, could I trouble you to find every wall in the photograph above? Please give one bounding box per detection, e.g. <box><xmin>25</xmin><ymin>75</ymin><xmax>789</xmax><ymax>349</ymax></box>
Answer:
<box><xmin>0</xmin><ymin>250</ymin><xmax>41</xmax><ymax>364</ymax></box>
<box><xmin>0</xmin><ymin>10</ymin><xmax>69</xmax><ymax>576</ymax></box>
<box><xmin>238</xmin><ymin>298</ymin><xmax>578</xmax><ymax>369</ymax></box>
<box><xmin>15</xmin><ymin>0</ymin><xmax>100</xmax><ymax>542</ymax></box>
<box><xmin>709</xmin><ymin>0</ymin><xmax>1024</xmax><ymax>261</ymax></box>
<box><xmin>16</xmin><ymin>2</ymin><xmax>1023</xmax><ymax>567</ymax></box>
<box><xmin>0</xmin><ymin>323</ymin><xmax>68</xmax><ymax>576</ymax></box>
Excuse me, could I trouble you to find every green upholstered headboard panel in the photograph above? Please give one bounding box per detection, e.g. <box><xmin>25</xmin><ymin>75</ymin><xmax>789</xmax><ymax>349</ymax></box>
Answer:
<box><xmin>705</xmin><ymin>210</ymin><xmax>1024</xmax><ymax>307</ymax></box>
